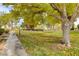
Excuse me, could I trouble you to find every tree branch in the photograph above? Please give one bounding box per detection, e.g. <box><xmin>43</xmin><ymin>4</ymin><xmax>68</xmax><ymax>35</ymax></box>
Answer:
<box><xmin>50</xmin><ymin>3</ymin><xmax>62</xmax><ymax>13</ymax></box>
<box><xmin>63</xmin><ymin>4</ymin><xmax>68</xmax><ymax>19</ymax></box>
<box><xmin>49</xmin><ymin>13</ymin><xmax>62</xmax><ymax>20</ymax></box>
<box><xmin>70</xmin><ymin>4</ymin><xmax>79</xmax><ymax>23</ymax></box>
<box><xmin>61</xmin><ymin>4</ymin><xmax>69</xmax><ymax>22</ymax></box>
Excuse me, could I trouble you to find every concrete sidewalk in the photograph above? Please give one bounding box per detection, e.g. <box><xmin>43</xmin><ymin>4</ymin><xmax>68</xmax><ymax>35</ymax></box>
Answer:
<box><xmin>2</xmin><ymin>31</ymin><xmax>28</xmax><ymax>56</ymax></box>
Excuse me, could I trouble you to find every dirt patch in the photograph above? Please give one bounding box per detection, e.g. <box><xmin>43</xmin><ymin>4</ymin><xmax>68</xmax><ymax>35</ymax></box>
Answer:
<box><xmin>49</xmin><ymin>43</ymin><xmax>66</xmax><ymax>51</ymax></box>
<box><xmin>0</xmin><ymin>41</ymin><xmax>5</xmax><ymax>53</ymax></box>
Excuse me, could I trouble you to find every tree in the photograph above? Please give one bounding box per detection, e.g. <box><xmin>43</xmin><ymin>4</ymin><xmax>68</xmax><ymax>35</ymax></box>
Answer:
<box><xmin>50</xmin><ymin>3</ymin><xmax>79</xmax><ymax>47</ymax></box>
<box><xmin>4</xmin><ymin>4</ymin><xmax>46</xmax><ymax>29</ymax></box>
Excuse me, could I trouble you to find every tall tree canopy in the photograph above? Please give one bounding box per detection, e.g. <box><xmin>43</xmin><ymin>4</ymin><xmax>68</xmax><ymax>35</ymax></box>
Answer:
<box><xmin>3</xmin><ymin>3</ymin><xmax>60</xmax><ymax>29</ymax></box>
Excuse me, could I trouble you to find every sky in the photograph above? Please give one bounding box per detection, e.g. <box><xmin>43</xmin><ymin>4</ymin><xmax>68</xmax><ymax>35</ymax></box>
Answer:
<box><xmin>74</xmin><ymin>18</ymin><xmax>79</xmax><ymax>25</ymax></box>
<box><xmin>0</xmin><ymin>4</ymin><xmax>12</xmax><ymax>13</ymax></box>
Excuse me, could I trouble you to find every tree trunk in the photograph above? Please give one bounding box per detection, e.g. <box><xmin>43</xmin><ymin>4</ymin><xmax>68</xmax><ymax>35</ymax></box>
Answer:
<box><xmin>52</xmin><ymin>24</ymin><xmax>56</xmax><ymax>31</ymax></box>
<box><xmin>62</xmin><ymin>22</ymin><xmax>71</xmax><ymax>47</ymax></box>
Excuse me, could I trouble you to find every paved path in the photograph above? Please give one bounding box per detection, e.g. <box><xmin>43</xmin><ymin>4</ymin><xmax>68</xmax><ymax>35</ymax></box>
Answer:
<box><xmin>2</xmin><ymin>31</ymin><xmax>27</xmax><ymax>56</ymax></box>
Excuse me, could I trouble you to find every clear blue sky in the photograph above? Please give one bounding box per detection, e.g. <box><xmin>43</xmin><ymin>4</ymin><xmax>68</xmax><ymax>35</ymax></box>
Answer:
<box><xmin>0</xmin><ymin>4</ymin><xmax>12</xmax><ymax>13</ymax></box>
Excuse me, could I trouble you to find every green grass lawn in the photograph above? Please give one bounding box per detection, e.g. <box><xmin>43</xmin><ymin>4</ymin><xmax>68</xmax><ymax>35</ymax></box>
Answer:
<box><xmin>19</xmin><ymin>30</ymin><xmax>79</xmax><ymax>56</ymax></box>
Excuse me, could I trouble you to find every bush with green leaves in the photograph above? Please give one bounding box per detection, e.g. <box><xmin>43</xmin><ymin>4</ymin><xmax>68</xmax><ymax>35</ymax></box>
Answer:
<box><xmin>0</xmin><ymin>28</ymin><xmax>5</xmax><ymax>35</ymax></box>
<box><xmin>77</xmin><ymin>24</ymin><xmax>79</xmax><ymax>30</ymax></box>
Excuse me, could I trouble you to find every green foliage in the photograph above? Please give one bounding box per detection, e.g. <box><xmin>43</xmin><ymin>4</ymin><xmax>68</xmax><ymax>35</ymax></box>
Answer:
<box><xmin>77</xmin><ymin>24</ymin><xmax>79</xmax><ymax>29</ymax></box>
<box><xmin>0</xmin><ymin>28</ymin><xmax>5</xmax><ymax>35</ymax></box>
<box><xmin>2</xmin><ymin>3</ymin><xmax>78</xmax><ymax>29</ymax></box>
<box><xmin>3</xmin><ymin>3</ymin><xmax>61</xmax><ymax>27</ymax></box>
<box><xmin>46</xmin><ymin>15</ymin><xmax>60</xmax><ymax>25</ymax></box>
<box><xmin>66</xmin><ymin>3</ymin><xmax>77</xmax><ymax>16</ymax></box>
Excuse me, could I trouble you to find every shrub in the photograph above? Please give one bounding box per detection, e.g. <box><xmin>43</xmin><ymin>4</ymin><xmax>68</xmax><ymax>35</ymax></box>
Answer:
<box><xmin>71</xmin><ymin>25</ymin><xmax>74</xmax><ymax>30</ymax></box>
<box><xmin>77</xmin><ymin>24</ymin><xmax>79</xmax><ymax>30</ymax></box>
<box><xmin>0</xmin><ymin>28</ymin><xmax>5</xmax><ymax>35</ymax></box>
<box><xmin>4</xmin><ymin>29</ymin><xmax>9</xmax><ymax>34</ymax></box>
